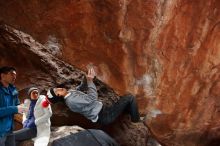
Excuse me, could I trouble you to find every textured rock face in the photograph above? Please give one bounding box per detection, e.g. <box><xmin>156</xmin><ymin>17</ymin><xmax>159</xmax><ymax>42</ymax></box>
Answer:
<box><xmin>0</xmin><ymin>24</ymin><xmax>150</xmax><ymax>146</ymax></box>
<box><xmin>0</xmin><ymin>0</ymin><xmax>220</xmax><ymax>146</ymax></box>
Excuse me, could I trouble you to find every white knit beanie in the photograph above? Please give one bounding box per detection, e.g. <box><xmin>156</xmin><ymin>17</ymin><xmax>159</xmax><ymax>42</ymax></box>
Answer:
<box><xmin>27</xmin><ymin>87</ymin><xmax>39</xmax><ymax>96</ymax></box>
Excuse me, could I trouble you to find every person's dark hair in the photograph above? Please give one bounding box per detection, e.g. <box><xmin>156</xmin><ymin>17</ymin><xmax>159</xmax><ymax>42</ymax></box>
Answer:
<box><xmin>47</xmin><ymin>88</ymin><xmax>64</xmax><ymax>104</ymax></box>
<box><xmin>0</xmin><ymin>66</ymin><xmax>16</xmax><ymax>80</ymax></box>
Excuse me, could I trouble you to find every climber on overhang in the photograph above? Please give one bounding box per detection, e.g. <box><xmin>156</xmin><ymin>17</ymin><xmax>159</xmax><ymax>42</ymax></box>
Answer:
<box><xmin>45</xmin><ymin>66</ymin><xmax>140</xmax><ymax>125</ymax></box>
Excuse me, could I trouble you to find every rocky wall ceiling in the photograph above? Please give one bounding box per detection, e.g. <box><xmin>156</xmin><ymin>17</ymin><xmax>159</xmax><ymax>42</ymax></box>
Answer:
<box><xmin>0</xmin><ymin>24</ymin><xmax>150</xmax><ymax>146</ymax></box>
<box><xmin>0</xmin><ymin>0</ymin><xmax>220</xmax><ymax>145</ymax></box>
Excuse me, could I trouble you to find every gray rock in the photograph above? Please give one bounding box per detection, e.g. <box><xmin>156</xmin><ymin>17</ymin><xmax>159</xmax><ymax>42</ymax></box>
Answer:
<box><xmin>19</xmin><ymin>126</ymin><xmax>84</xmax><ymax>146</ymax></box>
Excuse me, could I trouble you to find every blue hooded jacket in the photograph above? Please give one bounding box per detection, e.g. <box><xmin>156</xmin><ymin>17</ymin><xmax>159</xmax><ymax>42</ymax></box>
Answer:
<box><xmin>0</xmin><ymin>84</ymin><xmax>20</xmax><ymax>137</ymax></box>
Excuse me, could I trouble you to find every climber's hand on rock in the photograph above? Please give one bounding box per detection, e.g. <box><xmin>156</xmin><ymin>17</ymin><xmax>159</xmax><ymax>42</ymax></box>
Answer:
<box><xmin>86</xmin><ymin>67</ymin><xmax>96</xmax><ymax>81</ymax></box>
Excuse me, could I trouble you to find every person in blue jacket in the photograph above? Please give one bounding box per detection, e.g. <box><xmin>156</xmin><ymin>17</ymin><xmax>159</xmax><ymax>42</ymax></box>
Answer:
<box><xmin>14</xmin><ymin>87</ymin><xmax>39</xmax><ymax>145</ymax></box>
<box><xmin>0</xmin><ymin>66</ymin><xmax>26</xmax><ymax>146</ymax></box>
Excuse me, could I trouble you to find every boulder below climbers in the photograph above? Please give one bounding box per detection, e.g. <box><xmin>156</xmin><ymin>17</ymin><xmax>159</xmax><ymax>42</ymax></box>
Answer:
<box><xmin>18</xmin><ymin>126</ymin><xmax>84</xmax><ymax>146</ymax></box>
